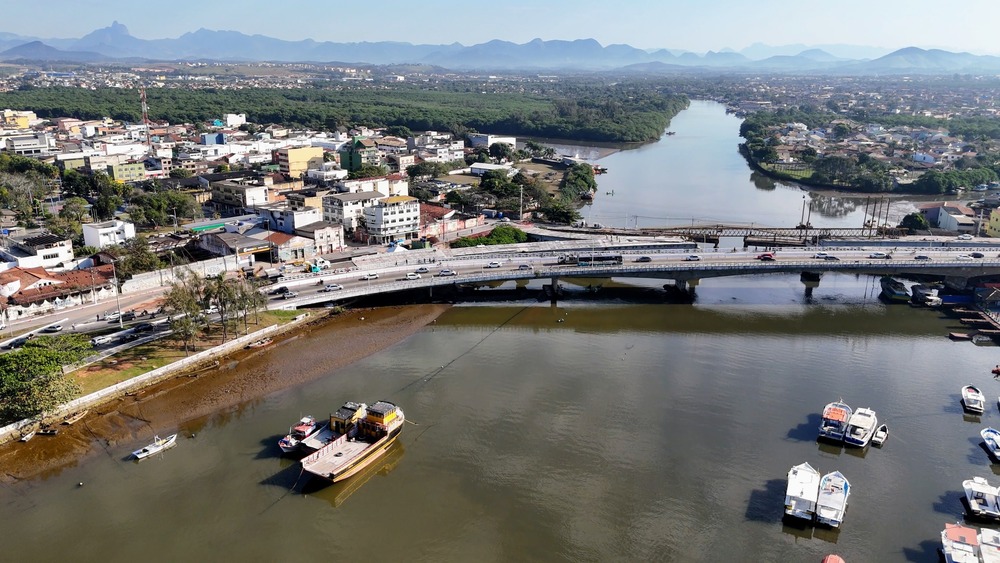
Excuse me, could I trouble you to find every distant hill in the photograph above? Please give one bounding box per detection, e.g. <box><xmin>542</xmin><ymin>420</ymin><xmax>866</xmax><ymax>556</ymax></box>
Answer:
<box><xmin>0</xmin><ymin>24</ymin><xmax>994</xmax><ymax>74</ymax></box>
<box><xmin>0</xmin><ymin>41</ymin><xmax>104</xmax><ymax>62</ymax></box>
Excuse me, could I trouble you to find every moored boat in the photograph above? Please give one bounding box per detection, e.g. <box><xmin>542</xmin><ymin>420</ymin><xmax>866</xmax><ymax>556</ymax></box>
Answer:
<box><xmin>301</xmin><ymin>400</ymin><xmax>404</xmax><ymax>483</ymax></box>
<box><xmin>62</xmin><ymin>409</ymin><xmax>88</xmax><ymax>425</ymax></box>
<box><xmin>818</xmin><ymin>400</ymin><xmax>853</xmax><ymax>442</ymax></box>
<box><xmin>844</xmin><ymin>407</ymin><xmax>878</xmax><ymax>447</ymax></box>
<box><xmin>872</xmin><ymin>424</ymin><xmax>888</xmax><ymax>447</ymax></box>
<box><xmin>815</xmin><ymin>471</ymin><xmax>850</xmax><ymax>528</ymax></box>
<box><xmin>37</xmin><ymin>428</ymin><xmax>58</xmax><ymax>436</ymax></box>
<box><xmin>132</xmin><ymin>434</ymin><xmax>177</xmax><ymax>460</ymax></box>
<box><xmin>278</xmin><ymin>415</ymin><xmax>319</xmax><ymax>453</ymax></box>
<box><xmin>19</xmin><ymin>429</ymin><xmax>36</xmax><ymax>442</ymax></box>
<box><xmin>964</xmin><ymin>476</ymin><xmax>1000</xmax><ymax>521</ymax></box>
<box><xmin>245</xmin><ymin>337</ymin><xmax>273</xmax><ymax>349</ymax></box>
<box><xmin>879</xmin><ymin>276</ymin><xmax>910</xmax><ymax>302</ymax></box>
<box><xmin>982</xmin><ymin>428</ymin><xmax>1000</xmax><ymax>461</ymax></box>
<box><xmin>963</xmin><ymin>385</ymin><xmax>986</xmax><ymax>414</ymax></box>
<box><xmin>941</xmin><ymin>522</ymin><xmax>981</xmax><ymax>563</ymax></box>
<box><xmin>981</xmin><ymin>528</ymin><xmax>1000</xmax><ymax>563</ymax></box>
<box><xmin>784</xmin><ymin>462</ymin><xmax>821</xmax><ymax>521</ymax></box>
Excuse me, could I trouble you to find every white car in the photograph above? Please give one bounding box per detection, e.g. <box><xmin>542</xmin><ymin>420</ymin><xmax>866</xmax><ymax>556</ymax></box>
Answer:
<box><xmin>486</xmin><ymin>261</ymin><xmax>501</xmax><ymax>268</ymax></box>
<box><xmin>958</xmin><ymin>234</ymin><xmax>974</xmax><ymax>240</ymax></box>
<box><xmin>438</xmin><ymin>269</ymin><xmax>457</xmax><ymax>277</ymax></box>
<box><xmin>323</xmin><ymin>284</ymin><xmax>344</xmax><ymax>291</ymax></box>
<box><xmin>360</xmin><ymin>272</ymin><xmax>379</xmax><ymax>280</ymax></box>
<box><xmin>405</xmin><ymin>272</ymin><xmax>421</xmax><ymax>280</ymax></box>
<box><xmin>868</xmin><ymin>252</ymin><xmax>888</xmax><ymax>259</ymax></box>
<box><xmin>813</xmin><ymin>252</ymin><xmax>829</xmax><ymax>259</ymax></box>
<box><xmin>956</xmin><ymin>254</ymin><xmax>974</xmax><ymax>261</ymax></box>
<box><xmin>683</xmin><ymin>255</ymin><xmax>701</xmax><ymax>261</ymax></box>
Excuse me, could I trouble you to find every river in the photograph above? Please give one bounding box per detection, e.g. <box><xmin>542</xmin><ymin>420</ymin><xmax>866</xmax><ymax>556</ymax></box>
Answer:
<box><xmin>0</xmin><ymin>101</ymin><xmax>992</xmax><ymax>562</ymax></box>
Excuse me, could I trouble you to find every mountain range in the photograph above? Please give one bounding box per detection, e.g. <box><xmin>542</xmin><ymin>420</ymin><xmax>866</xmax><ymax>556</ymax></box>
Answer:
<box><xmin>1</xmin><ymin>22</ymin><xmax>998</xmax><ymax>74</ymax></box>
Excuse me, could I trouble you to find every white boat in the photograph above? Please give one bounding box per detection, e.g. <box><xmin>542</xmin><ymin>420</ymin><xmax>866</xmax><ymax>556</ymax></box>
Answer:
<box><xmin>844</xmin><ymin>407</ymin><xmax>878</xmax><ymax>447</ymax></box>
<box><xmin>981</xmin><ymin>528</ymin><xmax>1000</xmax><ymax>563</ymax></box>
<box><xmin>132</xmin><ymin>434</ymin><xmax>178</xmax><ymax>460</ymax></box>
<box><xmin>19</xmin><ymin>429</ymin><xmax>36</xmax><ymax>442</ymax></box>
<box><xmin>941</xmin><ymin>522</ymin><xmax>981</xmax><ymax>563</ymax></box>
<box><xmin>964</xmin><ymin>477</ymin><xmax>1000</xmax><ymax>521</ymax></box>
<box><xmin>872</xmin><ymin>424</ymin><xmax>888</xmax><ymax>447</ymax></box>
<box><xmin>963</xmin><ymin>385</ymin><xmax>986</xmax><ymax>414</ymax></box>
<box><xmin>984</xmin><ymin>428</ymin><xmax>1000</xmax><ymax>460</ymax></box>
<box><xmin>784</xmin><ymin>462</ymin><xmax>821</xmax><ymax>521</ymax></box>
<box><xmin>278</xmin><ymin>416</ymin><xmax>319</xmax><ymax>453</ymax></box>
<box><xmin>818</xmin><ymin>400</ymin><xmax>853</xmax><ymax>442</ymax></box>
<box><xmin>815</xmin><ymin>471</ymin><xmax>851</xmax><ymax>528</ymax></box>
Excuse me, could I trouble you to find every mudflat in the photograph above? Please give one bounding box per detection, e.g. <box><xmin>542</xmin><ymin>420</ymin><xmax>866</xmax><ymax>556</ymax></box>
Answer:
<box><xmin>0</xmin><ymin>304</ymin><xmax>449</xmax><ymax>484</ymax></box>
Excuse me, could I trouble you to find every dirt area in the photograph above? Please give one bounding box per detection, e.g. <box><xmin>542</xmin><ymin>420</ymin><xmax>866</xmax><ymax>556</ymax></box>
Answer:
<box><xmin>516</xmin><ymin>161</ymin><xmax>566</xmax><ymax>196</ymax></box>
<box><xmin>0</xmin><ymin>304</ymin><xmax>450</xmax><ymax>484</ymax></box>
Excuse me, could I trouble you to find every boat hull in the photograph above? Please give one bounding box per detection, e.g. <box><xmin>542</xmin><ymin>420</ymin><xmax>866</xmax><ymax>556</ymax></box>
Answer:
<box><xmin>332</xmin><ymin>426</ymin><xmax>402</xmax><ymax>483</ymax></box>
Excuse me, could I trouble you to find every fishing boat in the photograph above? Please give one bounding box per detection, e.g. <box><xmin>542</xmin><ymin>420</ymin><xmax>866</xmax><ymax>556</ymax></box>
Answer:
<box><xmin>301</xmin><ymin>400</ymin><xmax>404</xmax><ymax>483</ymax></box>
<box><xmin>19</xmin><ymin>429</ymin><xmax>36</xmax><ymax>442</ymax></box>
<box><xmin>62</xmin><ymin>410</ymin><xmax>88</xmax><ymax>425</ymax></box>
<box><xmin>963</xmin><ymin>385</ymin><xmax>986</xmax><ymax>414</ymax></box>
<box><xmin>844</xmin><ymin>407</ymin><xmax>878</xmax><ymax>447</ymax></box>
<box><xmin>879</xmin><ymin>276</ymin><xmax>910</xmax><ymax>302</ymax></box>
<box><xmin>951</xmin><ymin>332</ymin><xmax>973</xmax><ymax>341</ymax></box>
<box><xmin>982</xmin><ymin>428</ymin><xmax>1000</xmax><ymax>460</ymax></box>
<box><xmin>132</xmin><ymin>434</ymin><xmax>178</xmax><ymax>460</ymax></box>
<box><xmin>818</xmin><ymin>400</ymin><xmax>853</xmax><ymax>442</ymax></box>
<box><xmin>278</xmin><ymin>415</ymin><xmax>319</xmax><ymax>453</ymax></box>
<box><xmin>245</xmin><ymin>337</ymin><xmax>273</xmax><ymax>349</ymax></box>
<box><xmin>964</xmin><ymin>477</ymin><xmax>1000</xmax><ymax>521</ymax></box>
<box><xmin>941</xmin><ymin>522</ymin><xmax>981</xmax><ymax>563</ymax></box>
<box><xmin>872</xmin><ymin>424</ymin><xmax>888</xmax><ymax>447</ymax></box>
<box><xmin>37</xmin><ymin>428</ymin><xmax>58</xmax><ymax>436</ymax></box>
<box><xmin>981</xmin><ymin>528</ymin><xmax>1000</xmax><ymax>563</ymax></box>
<box><xmin>784</xmin><ymin>461</ymin><xmax>821</xmax><ymax>521</ymax></box>
<box><xmin>815</xmin><ymin>471</ymin><xmax>851</xmax><ymax>528</ymax></box>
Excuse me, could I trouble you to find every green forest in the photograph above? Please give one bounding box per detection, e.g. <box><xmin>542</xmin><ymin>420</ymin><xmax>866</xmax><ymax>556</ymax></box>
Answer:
<box><xmin>0</xmin><ymin>84</ymin><xmax>689</xmax><ymax>144</ymax></box>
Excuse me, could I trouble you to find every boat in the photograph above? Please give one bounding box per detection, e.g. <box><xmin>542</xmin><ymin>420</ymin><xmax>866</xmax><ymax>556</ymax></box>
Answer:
<box><xmin>298</xmin><ymin>401</ymin><xmax>366</xmax><ymax>453</ymax></box>
<box><xmin>278</xmin><ymin>415</ymin><xmax>319</xmax><ymax>453</ymax></box>
<box><xmin>879</xmin><ymin>276</ymin><xmax>910</xmax><ymax>302</ymax></box>
<box><xmin>301</xmin><ymin>400</ymin><xmax>404</xmax><ymax>483</ymax></box>
<box><xmin>982</xmin><ymin>428</ymin><xmax>1000</xmax><ymax>460</ymax></box>
<box><xmin>981</xmin><ymin>528</ymin><xmax>1000</xmax><ymax>563</ymax></box>
<box><xmin>818</xmin><ymin>400</ymin><xmax>853</xmax><ymax>442</ymax></box>
<box><xmin>993</xmin><ymin>365</ymin><xmax>1000</xmax><ymax>377</ymax></box>
<box><xmin>844</xmin><ymin>407</ymin><xmax>878</xmax><ymax>447</ymax></box>
<box><xmin>37</xmin><ymin>428</ymin><xmax>58</xmax><ymax>436</ymax></box>
<box><xmin>245</xmin><ymin>337</ymin><xmax>273</xmax><ymax>349</ymax></box>
<box><xmin>815</xmin><ymin>471</ymin><xmax>851</xmax><ymax>528</ymax></box>
<box><xmin>964</xmin><ymin>476</ymin><xmax>1000</xmax><ymax>520</ymax></box>
<box><xmin>19</xmin><ymin>429</ymin><xmax>36</xmax><ymax>442</ymax></box>
<box><xmin>62</xmin><ymin>410</ymin><xmax>89</xmax><ymax>425</ymax></box>
<box><xmin>963</xmin><ymin>385</ymin><xmax>986</xmax><ymax>414</ymax></box>
<box><xmin>821</xmin><ymin>556</ymin><xmax>846</xmax><ymax>563</ymax></box>
<box><xmin>974</xmin><ymin>334</ymin><xmax>995</xmax><ymax>345</ymax></box>
<box><xmin>784</xmin><ymin>461</ymin><xmax>821</xmax><ymax>521</ymax></box>
<box><xmin>132</xmin><ymin>434</ymin><xmax>178</xmax><ymax>460</ymax></box>
<box><xmin>951</xmin><ymin>332</ymin><xmax>973</xmax><ymax>341</ymax></box>
<box><xmin>872</xmin><ymin>424</ymin><xmax>888</xmax><ymax>447</ymax></box>
<box><xmin>941</xmin><ymin>522</ymin><xmax>981</xmax><ymax>563</ymax></box>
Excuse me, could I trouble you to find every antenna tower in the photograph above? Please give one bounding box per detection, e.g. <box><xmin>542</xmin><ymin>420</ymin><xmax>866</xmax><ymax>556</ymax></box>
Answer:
<box><xmin>140</xmin><ymin>85</ymin><xmax>152</xmax><ymax>152</ymax></box>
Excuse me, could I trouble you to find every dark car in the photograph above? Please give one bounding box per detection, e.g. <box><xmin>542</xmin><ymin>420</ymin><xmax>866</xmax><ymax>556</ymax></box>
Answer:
<box><xmin>971</xmin><ymin>252</ymin><xmax>985</xmax><ymax>259</ymax></box>
<box><xmin>269</xmin><ymin>286</ymin><xmax>289</xmax><ymax>295</ymax></box>
<box><xmin>915</xmin><ymin>255</ymin><xmax>932</xmax><ymax>260</ymax></box>
<box><xmin>121</xmin><ymin>311</ymin><xmax>136</xmax><ymax>321</ymax></box>
<box><xmin>635</xmin><ymin>256</ymin><xmax>652</xmax><ymax>263</ymax></box>
<box><xmin>823</xmin><ymin>255</ymin><xmax>841</xmax><ymax>261</ymax></box>
<box><xmin>756</xmin><ymin>253</ymin><xmax>775</xmax><ymax>261</ymax></box>
<box><xmin>134</xmin><ymin>322</ymin><xmax>154</xmax><ymax>332</ymax></box>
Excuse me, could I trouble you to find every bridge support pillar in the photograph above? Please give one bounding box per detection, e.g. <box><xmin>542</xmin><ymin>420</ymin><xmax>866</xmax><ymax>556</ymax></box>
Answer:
<box><xmin>800</xmin><ymin>271</ymin><xmax>821</xmax><ymax>297</ymax></box>
<box><xmin>674</xmin><ymin>279</ymin><xmax>688</xmax><ymax>292</ymax></box>
<box><xmin>548</xmin><ymin>276</ymin><xmax>560</xmax><ymax>304</ymax></box>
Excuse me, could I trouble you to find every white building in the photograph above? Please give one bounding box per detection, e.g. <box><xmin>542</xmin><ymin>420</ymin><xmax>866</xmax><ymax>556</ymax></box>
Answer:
<box><xmin>224</xmin><ymin>113</ymin><xmax>247</xmax><ymax>128</ymax></box>
<box><xmin>256</xmin><ymin>205</ymin><xmax>322</xmax><ymax>234</ymax></box>
<box><xmin>468</xmin><ymin>133</ymin><xmax>517</xmax><ymax>149</ymax></box>
<box><xmin>294</xmin><ymin>221</ymin><xmax>345</xmax><ymax>255</ymax></box>
<box><xmin>4</xmin><ymin>132</ymin><xmax>52</xmax><ymax>155</ymax></box>
<box><xmin>0</xmin><ymin>233</ymin><xmax>75</xmax><ymax>270</ymax></box>
<box><xmin>364</xmin><ymin>195</ymin><xmax>420</xmax><ymax>244</ymax></box>
<box><xmin>470</xmin><ymin>162</ymin><xmax>516</xmax><ymax>177</ymax></box>
<box><xmin>322</xmin><ymin>191</ymin><xmax>385</xmax><ymax>231</ymax></box>
<box><xmin>306</xmin><ymin>162</ymin><xmax>350</xmax><ymax>183</ymax></box>
<box><xmin>82</xmin><ymin>220</ymin><xmax>136</xmax><ymax>249</ymax></box>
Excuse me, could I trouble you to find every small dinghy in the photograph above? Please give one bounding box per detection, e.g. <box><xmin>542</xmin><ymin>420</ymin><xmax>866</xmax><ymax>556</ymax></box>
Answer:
<box><xmin>872</xmin><ymin>424</ymin><xmax>888</xmax><ymax>447</ymax></box>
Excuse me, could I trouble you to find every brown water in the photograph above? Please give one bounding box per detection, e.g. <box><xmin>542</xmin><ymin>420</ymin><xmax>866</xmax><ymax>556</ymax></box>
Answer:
<box><xmin>0</xmin><ymin>274</ymin><xmax>997</xmax><ymax>562</ymax></box>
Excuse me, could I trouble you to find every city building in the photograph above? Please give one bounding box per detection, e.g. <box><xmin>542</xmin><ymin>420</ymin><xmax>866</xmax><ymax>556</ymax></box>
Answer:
<box><xmin>276</xmin><ymin>146</ymin><xmax>324</xmax><ymax>179</ymax></box>
<box><xmin>338</xmin><ymin>137</ymin><xmax>379</xmax><ymax>172</ymax></box>
<box><xmin>468</xmin><ymin>133</ymin><xmax>516</xmax><ymax>149</ymax></box>
<box><xmin>256</xmin><ymin>205</ymin><xmax>322</xmax><ymax>234</ymax></box>
<box><xmin>210</xmin><ymin>177</ymin><xmax>272</xmax><ymax>212</ymax></box>
<box><xmin>0</xmin><ymin>232</ymin><xmax>75</xmax><ymax>270</ymax></box>
<box><xmin>363</xmin><ymin>195</ymin><xmax>420</xmax><ymax>244</ymax></box>
<box><xmin>82</xmin><ymin>220</ymin><xmax>137</xmax><ymax>249</ymax></box>
<box><xmin>294</xmin><ymin>221</ymin><xmax>345</xmax><ymax>255</ymax></box>
<box><xmin>4</xmin><ymin>132</ymin><xmax>51</xmax><ymax>155</ymax></box>
<box><xmin>106</xmin><ymin>162</ymin><xmax>147</xmax><ymax>183</ymax></box>
<box><xmin>0</xmin><ymin>109</ymin><xmax>36</xmax><ymax>129</ymax></box>
<box><xmin>322</xmin><ymin>191</ymin><xmax>385</xmax><ymax>231</ymax></box>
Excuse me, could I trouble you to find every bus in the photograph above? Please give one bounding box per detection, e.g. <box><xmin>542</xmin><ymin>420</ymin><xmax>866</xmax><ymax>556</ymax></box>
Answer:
<box><xmin>576</xmin><ymin>254</ymin><xmax>623</xmax><ymax>266</ymax></box>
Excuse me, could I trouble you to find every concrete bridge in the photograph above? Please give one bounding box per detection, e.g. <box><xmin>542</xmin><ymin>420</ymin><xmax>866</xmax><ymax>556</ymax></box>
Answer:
<box><xmin>268</xmin><ymin>247</ymin><xmax>1000</xmax><ymax>308</ymax></box>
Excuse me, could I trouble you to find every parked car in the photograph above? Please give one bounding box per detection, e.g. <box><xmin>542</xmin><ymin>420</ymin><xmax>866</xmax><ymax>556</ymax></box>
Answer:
<box><xmin>323</xmin><ymin>284</ymin><xmax>344</xmax><ymax>292</ymax></box>
<box><xmin>438</xmin><ymin>269</ymin><xmax>457</xmax><ymax>277</ymax></box>
<box><xmin>683</xmin><ymin>255</ymin><xmax>701</xmax><ymax>261</ymax></box>
<box><xmin>635</xmin><ymin>256</ymin><xmax>652</xmax><ymax>263</ymax></box>
<box><xmin>756</xmin><ymin>253</ymin><xmax>775</xmax><ymax>261</ymax></box>
<box><xmin>405</xmin><ymin>272</ymin><xmax>422</xmax><ymax>280</ymax></box>
<box><xmin>104</xmin><ymin>311</ymin><xmax>121</xmax><ymax>322</ymax></box>
<box><xmin>486</xmin><ymin>261</ymin><xmax>501</xmax><ymax>268</ymax></box>
<box><xmin>415</xmin><ymin>266</ymin><xmax>430</xmax><ymax>274</ymax></box>
<box><xmin>360</xmin><ymin>272</ymin><xmax>379</xmax><ymax>280</ymax></box>
<box><xmin>121</xmin><ymin>311</ymin><xmax>137</xmax><ymax>321</ymax></box>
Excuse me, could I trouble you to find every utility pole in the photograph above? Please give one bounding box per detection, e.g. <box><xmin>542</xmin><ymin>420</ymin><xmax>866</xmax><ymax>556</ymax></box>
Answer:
<box><xmin>519</xmin><ymin>185</ymin><xmax>523</xmax><ymax>222</ymax></box>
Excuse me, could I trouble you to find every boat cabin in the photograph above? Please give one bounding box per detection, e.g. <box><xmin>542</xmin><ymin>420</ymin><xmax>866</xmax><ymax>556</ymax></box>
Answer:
<box><xmin>359</xmin><ymin>401</ymin><xmax>400</xmax><ymax>439</ymax></box>
<box><xmin>330</xmin><ymin>401</ymin><xmax>365</xmax><ymax>434</ymax></box>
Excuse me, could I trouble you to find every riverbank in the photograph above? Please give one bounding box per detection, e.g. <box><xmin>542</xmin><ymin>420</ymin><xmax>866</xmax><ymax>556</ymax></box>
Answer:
<box><xmin>0</xmin><ymin>303</ymin><xmax>450</xmax><ymax>484</ymax></box>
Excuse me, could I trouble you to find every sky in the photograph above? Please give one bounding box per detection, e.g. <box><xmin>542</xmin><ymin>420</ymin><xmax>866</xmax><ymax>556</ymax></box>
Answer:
<box><xmin>5</xmin><ymin>0</ymin><xmax>1000</xmax><ymax>55</ymax></box>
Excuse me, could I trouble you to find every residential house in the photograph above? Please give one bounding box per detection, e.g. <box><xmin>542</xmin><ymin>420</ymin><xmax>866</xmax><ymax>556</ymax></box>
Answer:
<box><xmin>198</xmin><ymin>232</ymin><xmax>271</xmax><ymax>268</ymax></box>
<box><xmin>256</xmin><ymin>205</ymin><xmax>322</xmax><ymax>234</ymax></box>
<box><xmin>294</xmin><ymin>221</ymin><xmax>345</xmax><ymax>255</ymax></box>
<box><xmin>0</xmin><ymin>265</ymin><xmax>115</xmax><ymax>320</ymax></box>
<box><xmin>211</xmin><ymin>176</ymin><xmax>272</xmax><ymax>212</ymax></box>
<box><xmin>419</xmin><ymin>203</ymin><xmax>483</xmax><ymax>241</ymax></box>
<box><xmin>0</xmin><ymin>232</ymin><xmax>75</xmax><ymax>270</ymax></box>
<box><xmin>82</xmin><ymin>220</ymin><xmax>136</xmax><ymax>249</ymax></box>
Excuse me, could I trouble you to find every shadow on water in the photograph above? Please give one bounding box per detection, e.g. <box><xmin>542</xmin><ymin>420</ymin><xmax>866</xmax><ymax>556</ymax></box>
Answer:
<box><xmin>901</xmin><ymin>538</ymin><xmax>942</xmax><ymax>562</ymax></box>
<box><xmin>817</xmin><ymin>440</ymin><xmax>845</xmax><ymax>456</ymax></box>
<box><xmin>931</xmin><ymin>489</ymin><xmax>964</xmax><ymax>518</ymax></box>
<box><xmin>780</xmin><ymin>516</ymin><xmax>814</xmax><ymax>540</ymax></box>
<box><xmin>786</xmin><ymin>413</ymin><xmax>822</xmax><ymax>442</ymax></box>
<box><xmin>812</xmin><ymin>526</ymin><xmax>841</xmax><ymax>545</ymax></box>
<box><xmin>842</xmin><ymin>445</ymin><xmax>870</xmax><ymax>459</ymax></box>
<box><xmin>963</xmin><ymin>413</ymin><xmax>983</xmax><ymax>424</ymax></box>
<box><xmin>969</xmin><ymin>435</ymin><xmax>991</xmax><ymax>465</ymax></box>
<box><xmin>256</xmin><ymin>434</ymin><xmax>297</xmax><ymax>460</ymax></box>
<box><xmin>941</xmin><ymin>396</ymin><xmax>967</xmax><ymax>416</ymax></box>
<box><xmin>744</xmin><ymin>478</ymin><xmax>786</xmax><ymax>524</ymax></box>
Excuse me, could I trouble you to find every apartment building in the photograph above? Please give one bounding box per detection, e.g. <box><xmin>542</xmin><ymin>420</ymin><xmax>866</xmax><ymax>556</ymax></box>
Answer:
<box><xmin>363</xmin><ymin>195</ymin><xmax>420</xmax><ymax>244</ymax></box>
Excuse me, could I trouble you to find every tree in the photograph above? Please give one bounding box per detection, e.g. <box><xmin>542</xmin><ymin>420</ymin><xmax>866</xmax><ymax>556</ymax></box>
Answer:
<box><xmin>383</xmin><ymin>125</ymin><xmax>412</xmax><ymax>138</ymax></box>
<box><xmin>0</xmin><ymin>335</ymin><xmax>89</xmax><ymax>423</ymax></box>
<box><xmin>899</xmin><ymin>212</ymin><xmax>930</xmax><ymax>232</ymax></box>
<box><xmin>59</xmin><ymin>196</ymin><xmax>90</xmax><ymax>223</ymax></box>
<box><xmin>489</xmin><ymin>142</ymin><xmax>515</xmax><ymax>163</ymax></box>
<box><xmin>832</xmin><ymin>123</ymin><xmax>852</xmax><ymax>139</ymax></box>
<box><xmin>169</xmin><ymin>169</ymin><xmax>193</xmax><ymax>179</ymax></box>
<box><xmin>162</xmin><ymin>269</ymin><xmax>206</xmax><ymax>354</ymax></box>
<box><xmin>348</xmin><ymin>164</ymin><xmax>389</xmax><ymax>179</ymax></box>
<box><xmin>109</xmin><ymin>236</ymin><xmax>162</xmax><ymax>280</ymax></box>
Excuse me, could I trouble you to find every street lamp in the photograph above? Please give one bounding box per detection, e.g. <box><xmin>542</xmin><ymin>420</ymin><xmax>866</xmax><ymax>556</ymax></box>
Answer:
<box><xmin>109</xmin><ymin>259</ymin><xmax>124</xmax><ymax>329</ymax></box>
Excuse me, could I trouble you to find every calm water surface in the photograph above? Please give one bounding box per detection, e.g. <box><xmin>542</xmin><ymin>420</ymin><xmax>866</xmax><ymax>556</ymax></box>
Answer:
<box><xmin>1</xmin><ymin>102</ymin><xmax>994</xmax><ymax>562</ymax></box>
